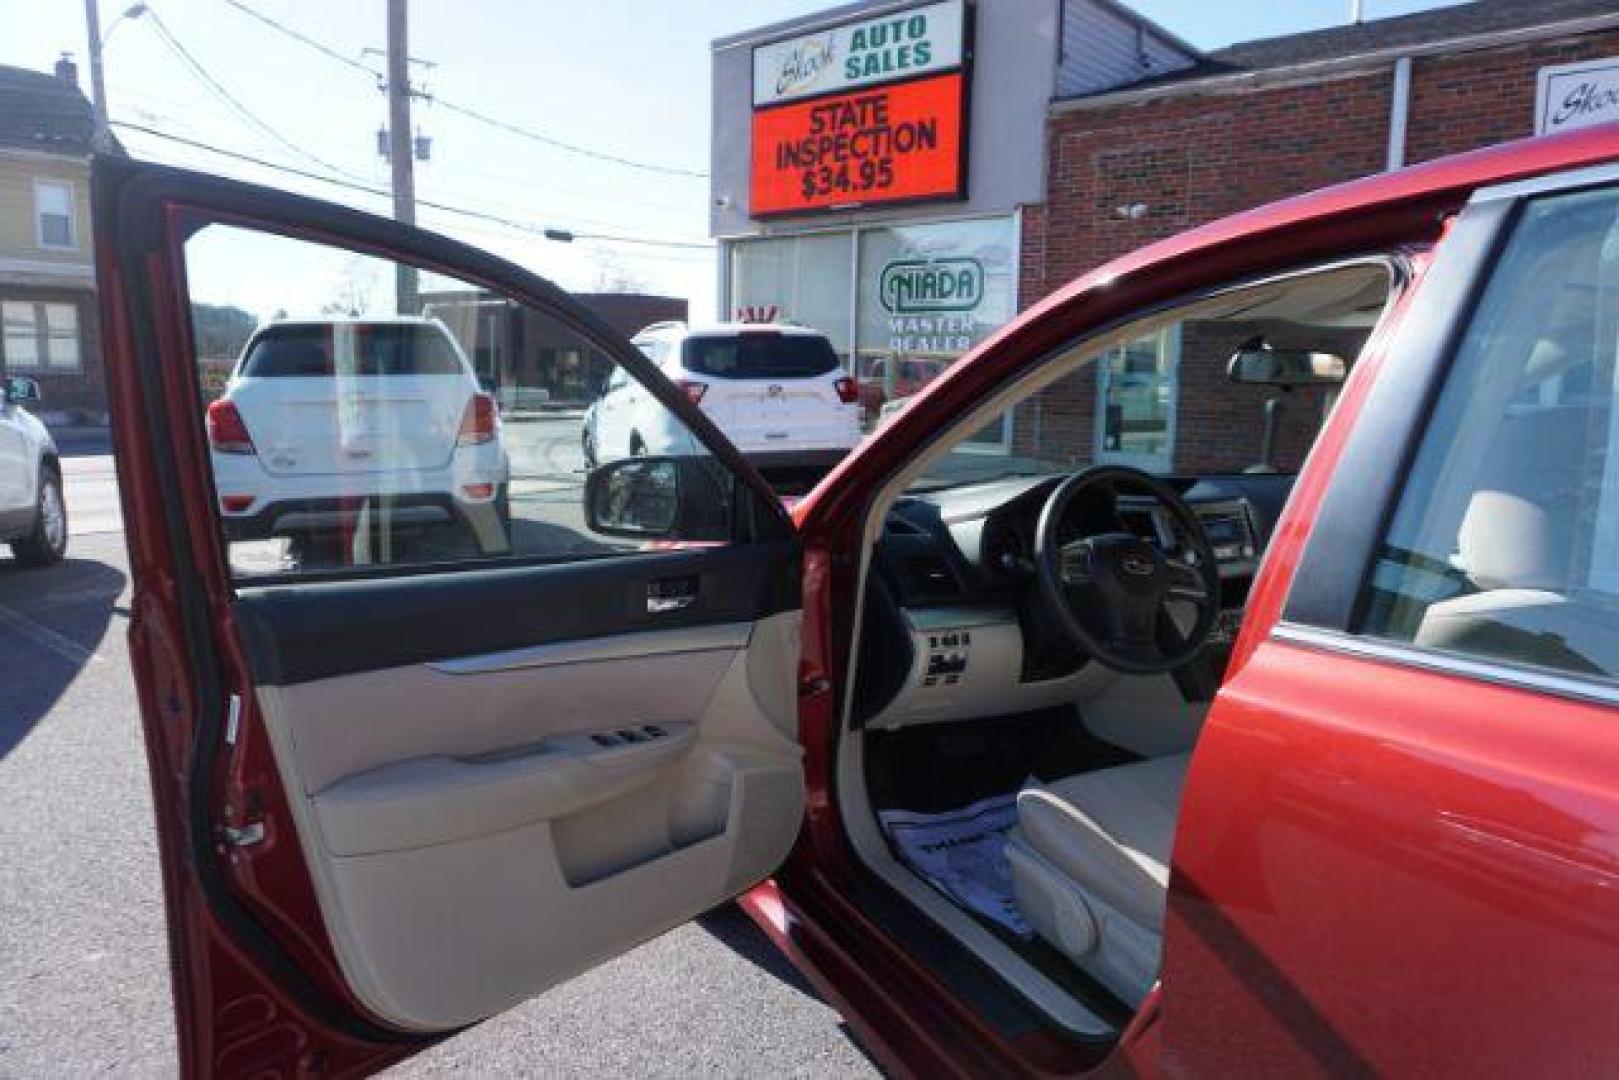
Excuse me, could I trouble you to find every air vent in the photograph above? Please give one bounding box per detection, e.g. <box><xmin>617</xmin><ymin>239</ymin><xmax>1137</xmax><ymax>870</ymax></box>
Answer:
<box><xmin>902</xmin><ymin>554</ymin><xmax>959</xmax><ymax>597</ymax></box>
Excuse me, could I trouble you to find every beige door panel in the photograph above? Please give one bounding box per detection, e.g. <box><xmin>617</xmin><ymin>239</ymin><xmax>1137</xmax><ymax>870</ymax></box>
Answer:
<box><xmin>255</xmin><ymin>611</ymin><xmax>804</xmax><ymax>1032</ymax></box>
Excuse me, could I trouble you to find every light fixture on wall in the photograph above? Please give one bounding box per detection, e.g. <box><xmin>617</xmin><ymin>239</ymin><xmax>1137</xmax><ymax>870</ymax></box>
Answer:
<box><xmin>1114</xmin><ymin>203</ymin><xmax>1149</xmax><ymax>221</ymax></box>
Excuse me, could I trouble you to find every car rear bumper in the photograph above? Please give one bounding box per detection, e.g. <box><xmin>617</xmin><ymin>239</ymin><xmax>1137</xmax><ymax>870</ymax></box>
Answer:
<box><xmin>221</xmin><ymin>492</ymin><xmax>497</xmax><ymax>540</ymax></box>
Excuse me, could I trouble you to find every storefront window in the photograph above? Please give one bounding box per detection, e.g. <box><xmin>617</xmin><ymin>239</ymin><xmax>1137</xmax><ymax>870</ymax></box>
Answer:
<box><xmin>856</xmin><ymin>216</ymin><xmax>1016</xmax><ymax>443</ymax></box>
<box><xmin>1096</xmin><ymin>326</ymin><xmax>1177</xmax><ymax>470</ymax></box>
<box><xmin>729</xmin><ymin>232</ymin><xmax>853</xmax><ymax>361</ymax></box>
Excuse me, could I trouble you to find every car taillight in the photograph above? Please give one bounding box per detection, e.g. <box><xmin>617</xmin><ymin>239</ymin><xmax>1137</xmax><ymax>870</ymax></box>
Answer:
<box><xmin>457</xmin><ymin>392</ymin><xmax>498</xmax><ymax>446</ymax></box>
<box><xmin>833</xmin><ymin>376</ymin><xmax>859</xmax><ymax>404</ymax></box>
<box><xmin>677</xmin><ymin>379</ymin><xmax>708</xmax><ymax>405</ymax></box>
<box><xmin>206</xmin><ymin>399</ymin><xmax>256</xmax><ymax>455</ymax></box>
<box><xmin>220</xmin><ymin>494</ymin><xmax>255</xmax><ymax>513</ymax></box>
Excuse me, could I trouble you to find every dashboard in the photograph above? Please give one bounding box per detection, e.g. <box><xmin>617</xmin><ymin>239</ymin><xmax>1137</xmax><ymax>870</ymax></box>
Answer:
<box><xmin>853</xmin><ymin>472</ymin><xmax>1296</xmax><ymax>729</ymax></box>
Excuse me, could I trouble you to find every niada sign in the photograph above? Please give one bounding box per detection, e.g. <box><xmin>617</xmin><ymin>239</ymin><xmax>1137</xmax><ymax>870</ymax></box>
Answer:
<box><xmin>1537</xmin><ymin>58</ymin><xmax>1619</xmax><ymax>136</ymax></box>
<box><xmin>879</xmin><ymin>257</ymin><xmax>983</xmax><ymax>314</ymax></box>
<box><xmin>752</xmin><ymin>0</ymin><xmax>966</xmax><ymax>107</ymax></box>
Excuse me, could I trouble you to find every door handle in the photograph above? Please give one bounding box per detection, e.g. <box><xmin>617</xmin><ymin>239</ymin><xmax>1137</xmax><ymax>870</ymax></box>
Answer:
<box><xmin>647</xmin><ymin>575</ymin><xmax>698</xmax><ymax>614</ymax></box>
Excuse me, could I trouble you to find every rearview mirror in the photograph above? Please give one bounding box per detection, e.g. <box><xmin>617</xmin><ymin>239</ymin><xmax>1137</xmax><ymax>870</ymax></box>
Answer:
<box><xmin>584</xmin><ymin>456</ymin><xmax>732</xmax><ymax>541</ymax></box>
<box><xmin>3</xmin><ymin>376</ymin><xmax>41</xmax><ymax>405</ymax></box>
<box><xmin>1226</xmin><ymin>344</ymin><xmax>1347</xmax><ymax>386</ymax></box>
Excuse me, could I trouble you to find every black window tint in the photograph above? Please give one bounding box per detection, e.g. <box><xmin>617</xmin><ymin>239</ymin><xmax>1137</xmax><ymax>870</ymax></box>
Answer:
<box><xmin>240</xmin><ymin>323</ymin><xmax>463</xmax><ymax>378</ymax></box>
<box><xmin>239</xmin><ymin>326</ymin><xmax>333</xmax><ymax>377</ymax></box>
<box><xmin>358</xmin><ymin>324</ymin><xmax>463</xmax><ymax>375</ymax></box>
<box><xmin>682</xmin><ymin>333</ymin><xmax>839</xmax><ymax>379</ymax></box>
<box><xmin>1358</xmin><ymin>185</ymin><xmax>1619</xmax><ymax>681</ymax></box>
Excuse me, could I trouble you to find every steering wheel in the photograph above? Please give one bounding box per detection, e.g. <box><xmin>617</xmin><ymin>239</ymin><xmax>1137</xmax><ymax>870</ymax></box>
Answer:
<box><xmin>1034</xmin><ymin>465</ymin><xmax>1221</xmax><ymax>675</ymax></box>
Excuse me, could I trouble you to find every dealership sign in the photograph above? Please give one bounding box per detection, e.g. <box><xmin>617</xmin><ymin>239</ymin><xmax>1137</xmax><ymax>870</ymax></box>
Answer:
<box><xmin>880</xmin><ymin>257</ymin><xmax>983</xmax><ymax>313</ymax></box>
<box><xmin>749</xmin><ymin>0</ymin><xmax>969</xmax><ymax>217</ymax></box>
<box><xmin>1537</xmin><ymin>59</ymin><xmax>1619</xmax><ymax>136</ymax></box>
<box><xmin>751</xmin><ymin>0</ymin><xmax>966</xmax><ymax>107</ymax></box>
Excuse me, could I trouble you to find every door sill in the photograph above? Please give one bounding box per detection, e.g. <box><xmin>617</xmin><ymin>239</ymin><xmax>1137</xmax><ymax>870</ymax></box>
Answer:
<box><xmin>835</xmin><ymin>722</ymin><xmax>1123</xmax><ymax>1041</ymax></box>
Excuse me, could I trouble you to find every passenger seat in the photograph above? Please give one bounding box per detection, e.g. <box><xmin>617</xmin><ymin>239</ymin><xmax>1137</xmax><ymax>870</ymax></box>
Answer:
<box><xmin>1006</xmin><ymin>752</ymin><xmax>1191</xmax><ymax>1007</ymax></box>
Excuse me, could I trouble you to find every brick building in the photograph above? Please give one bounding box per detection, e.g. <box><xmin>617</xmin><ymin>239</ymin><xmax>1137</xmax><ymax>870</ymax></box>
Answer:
<box><xmin>711</xmin><ymin>0</ymin><xmax>1619</xmax><ymax>471</ymax></box>
<box><xmin>1021</xmin><ymin>0</ymin><xmax>1619</xmax><ymax>473</ymax></box>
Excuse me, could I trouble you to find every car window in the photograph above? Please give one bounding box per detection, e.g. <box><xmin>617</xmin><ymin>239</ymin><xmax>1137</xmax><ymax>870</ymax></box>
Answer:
<box><xmin>238</xmin><ymin>322</ymin><xmax>466</xmax><ymax>378</ymax></box>
<box><xmin>185</xmin><ymin>220</ymin><xmax>738</xmax><ymax>581</ymax></box>
<box><xmin>1358</xmin><ymin>184</ymin><xmax>1619</xmax><ymax>681</ymax></box>
<box><xmin>905</xmin><ymin>261</ymin><xmax>1391</xmax><ymax>489</ymax></box>
<box><xmin>682</xmin><ymin>332</ymin><xmax>839</xmax><ymax>379</ymax></box>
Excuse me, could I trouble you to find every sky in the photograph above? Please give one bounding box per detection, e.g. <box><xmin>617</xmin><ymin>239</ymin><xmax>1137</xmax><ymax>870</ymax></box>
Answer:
<box><xmin>3</xmin><ymin>0</ymin><xmax>1467</xmax><ymax>318</ymax></box>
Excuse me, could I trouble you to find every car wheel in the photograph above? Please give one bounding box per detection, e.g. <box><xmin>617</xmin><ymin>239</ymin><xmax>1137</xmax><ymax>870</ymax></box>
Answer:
<box><xmin>11</xmin><ymin>466</ymin><xmax>67</xmax><ymax>567</ymax></box>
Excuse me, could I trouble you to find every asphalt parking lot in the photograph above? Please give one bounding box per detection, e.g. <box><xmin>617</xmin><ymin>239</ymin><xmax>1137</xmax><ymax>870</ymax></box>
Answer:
<box><xmin>0</xmin><ymin>435</ymin><xmax>876</xmax><ymax>1077</ymax></box>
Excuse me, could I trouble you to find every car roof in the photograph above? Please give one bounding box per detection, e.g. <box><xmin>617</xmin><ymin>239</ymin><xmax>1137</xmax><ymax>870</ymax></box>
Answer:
<box><xmin>257</xmin><ymin>315</ymin><xmax>442</xmax><ymax>329</ymax></box>
<box><xmin>634</xmin><ymin>321</ymin><xmax>831</xmax><ymax>341</ymax></box>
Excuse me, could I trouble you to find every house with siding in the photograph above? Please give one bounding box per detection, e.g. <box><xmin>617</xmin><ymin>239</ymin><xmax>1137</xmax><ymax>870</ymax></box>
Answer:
<box><xmin>0</xmin><ymin>57</ymin><xmax>114</xmax><ymax>425</ymax></box>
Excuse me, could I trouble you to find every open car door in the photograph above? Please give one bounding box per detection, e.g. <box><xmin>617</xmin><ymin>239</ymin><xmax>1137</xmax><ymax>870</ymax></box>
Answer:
<box><xmin>94</xmin><ymin>157</ymin><xmax>807</xmax><ymax>1077</ymax></box>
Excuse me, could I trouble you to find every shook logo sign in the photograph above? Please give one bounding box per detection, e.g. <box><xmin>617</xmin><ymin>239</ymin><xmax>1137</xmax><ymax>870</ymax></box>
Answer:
<box><xmin>1537</xmin><ymin>59</ymin><xmax>1619</xmax><ymax>135</ymax></box>
<box><xmin>751</xmin><ymin>0</ymin><xmax>965</xmax><ymax>107</ymax></box>
<box><xmin>879</xmin><ymin>258</ymin><xmax>984</xmax><ymax>314</ymax></box>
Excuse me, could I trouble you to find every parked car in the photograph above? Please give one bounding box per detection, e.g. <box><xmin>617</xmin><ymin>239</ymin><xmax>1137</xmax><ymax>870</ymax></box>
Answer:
<box><xmin>205</xmin><ymin>315</ymin><xmax>510</xmax><ymax>551</ymax></box>
<box><xmin>0</xmin><ymin>376</ymin><xmax>65</xmax><ymax>567</ymax></box>
<box><xmin>582</xmin><ymin>321</ymin><xmax>860</xmax><ymax>474</ymax></box>
<box><xmin>95</xmin><ymin>126</ymin><xmax>1619</xmax><ymax>1078</ymax></box>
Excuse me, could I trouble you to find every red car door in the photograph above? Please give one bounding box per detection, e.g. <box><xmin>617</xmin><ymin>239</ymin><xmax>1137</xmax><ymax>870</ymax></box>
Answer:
<box><xmin>94</xmin><ymin>157</ymin><xmax>809</xmax><ymax>1077</ymax></box>
<box><xmin>1164</xmin><ymin>164</ymin><xmax>1619</xmax><ymax>1073</ymax></box>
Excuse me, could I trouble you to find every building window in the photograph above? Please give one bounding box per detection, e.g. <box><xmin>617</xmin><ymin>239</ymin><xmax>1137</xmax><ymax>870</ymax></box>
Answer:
<box><xmin>1</xmin><ymin>301</ymin><xmax>82</xmax><ymax>372</ymax></box>
<box><xmin>727</xmin><ymin>214</ymin><xmax>1020</xmax><ymax>446</ymax></box>
<box><xmin>35</xmin><ymin>180</ymin><xmax>76</xmax><ymax>250</ymax></box>
<box><xmin>1096</xmin><ymin>326</ymin><xmax>1179</xmax><ymax>471</ymax></box>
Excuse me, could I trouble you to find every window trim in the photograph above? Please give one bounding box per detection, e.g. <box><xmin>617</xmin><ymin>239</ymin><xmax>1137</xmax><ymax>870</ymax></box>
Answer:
<box><xmin>33</xmin><ymin>178</ymin><xmax>77</xmax><ymax>251</ymax></box>
<box><xmin>1272</xmin><ymin>621</ymin><xmax>1619</xmax><ymax>711</ymax></box>
<box><xmin>43</xmin><ymin>301</ymin><xmax>82</xmax><ymax>371</ymax></box>
<box><xmin>1</xmin><ymin>299</ymin><xmax>43</xmax><ymax>371</ymax></box>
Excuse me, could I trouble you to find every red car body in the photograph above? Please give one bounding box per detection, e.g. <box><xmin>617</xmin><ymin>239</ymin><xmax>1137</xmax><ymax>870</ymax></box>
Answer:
<box><xmin>95</xmin><ymin>122</ymin><xmax>1619</xmax><ymax>1077</ymax></box>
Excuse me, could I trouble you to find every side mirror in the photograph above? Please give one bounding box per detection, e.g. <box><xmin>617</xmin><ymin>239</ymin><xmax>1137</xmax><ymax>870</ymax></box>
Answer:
<box><xmin>1226</xmin><ymin>344</ymin><xmax>1346</xmax><ymax>386</ymax></box>
<box><xmin>3</xmin><ymin>376</ymin><xmax>40</xmax><ymax>405</ymax></box>
<box><xmin>584</xmin><ymin>456</ymin><xmax>731</xmax><ymax>541</ymax></box>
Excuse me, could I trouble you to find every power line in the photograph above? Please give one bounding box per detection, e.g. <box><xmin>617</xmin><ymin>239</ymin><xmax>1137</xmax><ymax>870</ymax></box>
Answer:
<box><xmin>219</xmin><ymin>0</ymin><xmax>708</xmax><ymax>180</ymax></box>
<box><xmin>429</xmin><ymin>98</ymin><xmax>706</xmax><ymax>181</ymax></box>
<box><xmin>219</xmin><ymin>0</ymin><xmax>383</xmax><ymax>81</ymax></box>
<box><xmin>109</xmin><ymin>120</ymin><xmax>715</xmax><ymax>252</ymax></box>
<box><xmin>138</xmin><ymin>7</ymin><xmax>370</xmax><ymax>184</ymax></box>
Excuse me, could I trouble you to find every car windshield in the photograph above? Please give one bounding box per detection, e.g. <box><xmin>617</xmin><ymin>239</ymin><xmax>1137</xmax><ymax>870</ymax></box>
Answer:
<box><xmin>906</xmin><ymin>262</ymin><xmax>1393</xmax><ymax>491</ymax></box>
<box><xmin>238</xmin><ymin>323</ymin><xmax>465</xmax><ymax>378</ymax></box>
<box><xmin>682</xmin><ymin>333</ymin><xmax>840</xmax><ymax>379</ymax></box>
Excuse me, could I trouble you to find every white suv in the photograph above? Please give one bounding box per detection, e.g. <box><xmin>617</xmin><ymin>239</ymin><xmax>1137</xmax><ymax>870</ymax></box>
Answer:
<box><xmin>583</xmin><ymin>322</ymin><xmax>860</xmax><ymax>476</ymax></box>
<box><xmin>206</xmin><ymin>316</ymin><xmax>509</xmax><ymax>548</ymax></box>
<box><xmin>0</xmin><ymin>376</ymin><xmax>66</xmax><ymax>567</ymax></box>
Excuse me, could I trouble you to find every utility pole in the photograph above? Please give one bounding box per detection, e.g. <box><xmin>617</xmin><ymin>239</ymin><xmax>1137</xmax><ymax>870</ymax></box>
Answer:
<box><xmin>387</xmin><ymin>0</ymin><xmax>418</xmax><ymax>312</ymax></box>
<box><xmin>83</xmin><ymin>0</ymin><xmax>111</xmax><ymax>152</ymax></box>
